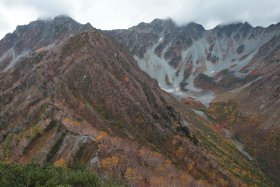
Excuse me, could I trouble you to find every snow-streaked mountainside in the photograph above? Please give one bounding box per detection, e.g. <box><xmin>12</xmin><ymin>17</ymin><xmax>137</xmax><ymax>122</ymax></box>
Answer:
<box><xmin>109</xmin><ymin>19</ymin><xmax>280</xmax><ymax>105</ymax></box>
<box><xmin>0</xmin><ymin>15</ymin><xmax>92</xmax><ymax>72</ymax></box>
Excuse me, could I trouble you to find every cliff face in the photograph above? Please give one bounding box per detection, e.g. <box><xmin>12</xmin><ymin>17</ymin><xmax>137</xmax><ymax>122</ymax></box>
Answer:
<box><xmin>109</xmin><ymin>20</ymin><xmax>280</xmax><ymax>105</ymax></box>
<box><xmin>0</xmin><ymin>17</ymin><xmax>276</xmax><ymax>186</ymax></box>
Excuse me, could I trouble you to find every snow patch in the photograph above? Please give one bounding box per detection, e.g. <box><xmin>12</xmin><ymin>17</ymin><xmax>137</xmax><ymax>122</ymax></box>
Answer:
<box><xmin>34</xmin><ymin>44</ymin><xmax>55</xmax><ymax>53</ymax></box>
<box><xmin>3</xmin><ymin>49</ymin><xmax>30</xmax><ymax>71</ymax></box>
<box><xmin>232</xmin><ymin>139</ymin><xmax>253</xmax><ymax>161</ymax></box>
<box><xmin>192</xmin><ymin>109</ymin><xmax>209</xmax><ymax>120</ymax></box>
<box><xmin>0</xmin><ymin>48</ymin><xmax>13</xmax><ymax>62</ymax></box>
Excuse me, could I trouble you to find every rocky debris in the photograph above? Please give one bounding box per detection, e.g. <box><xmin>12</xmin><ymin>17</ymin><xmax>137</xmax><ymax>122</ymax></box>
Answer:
<box><xmin>108</xmin><ymin>19</ymin><xmax>280</xmax><ymax>106</ymax></box>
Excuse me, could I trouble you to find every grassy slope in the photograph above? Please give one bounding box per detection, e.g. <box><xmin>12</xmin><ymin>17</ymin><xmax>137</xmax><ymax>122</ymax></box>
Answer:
<box><xmin>0</xmin><ymin>163</ymin><xmax>122</xmax><ymax>187</ymax></box>
<box><xmin>187</xmin><ymin>111</ymin><xmax>275</xmax><ymax>187</ymax></box>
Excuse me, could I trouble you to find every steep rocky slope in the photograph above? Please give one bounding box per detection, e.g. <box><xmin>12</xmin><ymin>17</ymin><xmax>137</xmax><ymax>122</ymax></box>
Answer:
<box><xmin>109</xmin><ymin>19</ymin><xmax>280</xmax><ymax>105</ymax></box>
<box><xmin>213</xmin><ymin>36</ymin><xmax>280</xmax><ymax>181</ymax></box>
<box><xmin>0</xmin><ymin>17</ymin><xmax>276</xmax><ymax>186</ymax></box>
<box><xmin>0</xmin><ymin>15</ymin><xmax>92</xmax><ymax>72</ymax></box>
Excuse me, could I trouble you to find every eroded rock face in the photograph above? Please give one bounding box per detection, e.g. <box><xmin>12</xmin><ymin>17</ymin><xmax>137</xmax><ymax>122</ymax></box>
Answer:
<box><xmin>108</xmin><ymin>20</ymin><xmax>280</xmax><ymax>106</ymax></box>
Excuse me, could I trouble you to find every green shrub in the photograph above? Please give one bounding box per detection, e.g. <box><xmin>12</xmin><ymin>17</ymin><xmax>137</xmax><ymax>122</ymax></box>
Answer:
<box><xmin>0</xmin><ymin>163</ymin><xmax>99</xmax><ymax>187</ymax></box>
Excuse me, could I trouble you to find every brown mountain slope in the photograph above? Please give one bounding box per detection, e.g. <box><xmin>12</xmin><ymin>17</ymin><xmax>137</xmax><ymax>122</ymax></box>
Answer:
<box><xmin>217</xmin><ymin>44</ymin><xmax>280</xmax><ymax>183</ymax></box>
<box><xmin>213</xmin><ymin>37</ymin><xmax>280</xmax><ymax>182</ymax></box>
<box><xmin>0</xmin><ymin>29</ymin><xmax>211</xmax><ymax>187</ymax></box>
<box><xmin>0</xmin><ymin>19</ymin><xmax>275</xmax><ymax>186</ymax></box>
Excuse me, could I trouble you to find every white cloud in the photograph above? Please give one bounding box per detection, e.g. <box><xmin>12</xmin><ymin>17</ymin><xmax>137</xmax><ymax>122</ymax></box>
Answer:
<box><xmin>1</xmin><ymin>0</ymin><xmax>280</xmax><ymax>39</ymax></box>
<box><xmin>0</xmin><ymin>2</ymin><xmax>39</xmax><ymax>38</ymax></box>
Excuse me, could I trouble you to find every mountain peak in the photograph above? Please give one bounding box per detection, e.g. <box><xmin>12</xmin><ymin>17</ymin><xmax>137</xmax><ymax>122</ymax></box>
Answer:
<box><xmin>151</xmin><ymin>18</ymin><xmax>175</xmax><ymax>25</ymax></box>
<box><xmin>215</xmin><ymin>21</ymin><xmax>252</xmax><ymax>30</ymax></box>
<box><xmin>0</xmin><ymin>16</ymin><xmax>93</xmax><ymax>71</ymax></box>
<box><xmin>54</xmin><ymin>14</ymin><xmax>71</xmax><ymax>19</ymax></box>
<box><xmin>52</xmin><ymin>15</ymin><xmax>76</xmax><ymax>23</ymax></box>
<box><xmin>212</xmin><ymin>21</ymin><xmax>253</xmax><ymax>37</ymax></box>
<box><xmin>182</xmin><ymin>22</ymin><xmax>206</xmax><ymax>32</ymax></box>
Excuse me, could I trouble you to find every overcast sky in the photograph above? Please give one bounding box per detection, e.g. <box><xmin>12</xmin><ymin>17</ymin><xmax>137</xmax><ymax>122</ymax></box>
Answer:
<box><xmin>1</xmin><ymin>0</ymin><xmax>280</xmax><ymax>39</ymax></box>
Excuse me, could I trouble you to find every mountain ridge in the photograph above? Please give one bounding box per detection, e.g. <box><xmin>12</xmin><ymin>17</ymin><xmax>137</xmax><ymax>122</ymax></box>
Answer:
<box><xmin>0</xmin><ymin>16</ymin><xmax>278</xmax><ymax>186</ymax></box>
<box><xmin>0</xmin><ymin>15</ymin><xmax>93</xmax><ymax>72</ymax></box>
<box><xmin>108</xmin><ymin>18</ymin><xmax>280</xmax><ymax>105</ymax></box>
